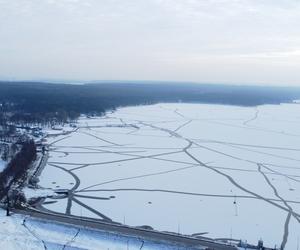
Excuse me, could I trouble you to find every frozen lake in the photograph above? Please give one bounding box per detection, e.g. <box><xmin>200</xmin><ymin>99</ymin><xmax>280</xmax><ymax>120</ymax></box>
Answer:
<box><xmin>38</xmin><ymin>103</ymin><xmax>300</xmax><ymax>249</ymax></box>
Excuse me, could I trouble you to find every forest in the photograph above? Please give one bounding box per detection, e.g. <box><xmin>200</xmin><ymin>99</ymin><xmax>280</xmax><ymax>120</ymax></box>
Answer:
<box><xmin>1</xmin><ymin>81</ymin><xmax>300</xmax><ymax>124</ymax></box>
<box><xmin>0</xmin><ymin>140</ymin><xmax>36</xmax><ymax>200</ymax></box>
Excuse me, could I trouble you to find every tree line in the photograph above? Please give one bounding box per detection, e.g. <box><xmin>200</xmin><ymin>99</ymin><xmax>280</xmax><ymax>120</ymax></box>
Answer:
<box><xmin>0</xmin><ymin>140</ymin><xmax>37</xmax><ymax>200</ymax></box>
<box><xmin>1</xmin><ymin>81</ymin><xmax>300</xmax><ymax>124</ymax></box>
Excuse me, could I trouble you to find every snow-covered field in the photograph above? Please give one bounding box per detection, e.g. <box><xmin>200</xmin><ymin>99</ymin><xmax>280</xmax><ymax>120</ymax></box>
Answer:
<box><xmin>38</xmin><ymin>103</ymin><xmax>300</xmax><ymax>249</ymax></box>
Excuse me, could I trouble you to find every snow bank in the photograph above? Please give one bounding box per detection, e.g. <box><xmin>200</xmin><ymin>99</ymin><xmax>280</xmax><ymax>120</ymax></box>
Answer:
<box><xmin>0</xmin><ymin>159</ymin><xmax>7</xmax><ymax>172</ymax></box>
<box><xmin>22</xmin><ymin>188</ymin><xmax>56</xmax><ymax>200</ymax></box>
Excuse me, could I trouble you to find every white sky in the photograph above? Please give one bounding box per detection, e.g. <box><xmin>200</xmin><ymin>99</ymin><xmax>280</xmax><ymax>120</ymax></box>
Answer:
<box><xmin>0</xmin><ymin>0</ymin><xmax>300</xmax><ymax>86</ymax></box>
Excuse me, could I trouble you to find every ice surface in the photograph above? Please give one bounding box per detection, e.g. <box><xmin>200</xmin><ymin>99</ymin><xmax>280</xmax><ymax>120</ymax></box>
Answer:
<box><xmin>37</xmin><ymin>103</ymin><xmax>300</xmax><ymax>249</ymax></box>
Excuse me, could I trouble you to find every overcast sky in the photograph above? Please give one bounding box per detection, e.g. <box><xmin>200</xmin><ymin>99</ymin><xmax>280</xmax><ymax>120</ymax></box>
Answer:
<box><xmin>0</xmin><ymin>0</ymin><xmax>299</xmax><ymax>85</ymax></box>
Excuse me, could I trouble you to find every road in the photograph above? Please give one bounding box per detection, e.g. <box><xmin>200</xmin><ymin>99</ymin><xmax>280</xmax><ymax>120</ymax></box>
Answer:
<box><xmin>12</xmin><ymin>207</ymin><xmax>238</xmax><ymax>250</ymax></box>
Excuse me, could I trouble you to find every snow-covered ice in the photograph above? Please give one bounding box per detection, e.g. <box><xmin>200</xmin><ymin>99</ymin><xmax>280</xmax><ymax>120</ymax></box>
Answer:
<box><xmin>37</xmin><ymin>103</ymin><xmax>300</xmax><ymax>249</ymax></box>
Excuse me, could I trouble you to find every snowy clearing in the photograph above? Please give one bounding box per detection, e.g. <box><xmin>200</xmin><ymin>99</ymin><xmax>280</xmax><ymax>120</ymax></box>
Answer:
<box><xmin>0</xmin><ymin>159</ymin><xmax>7</xmax><ymax>172</ymax></box>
